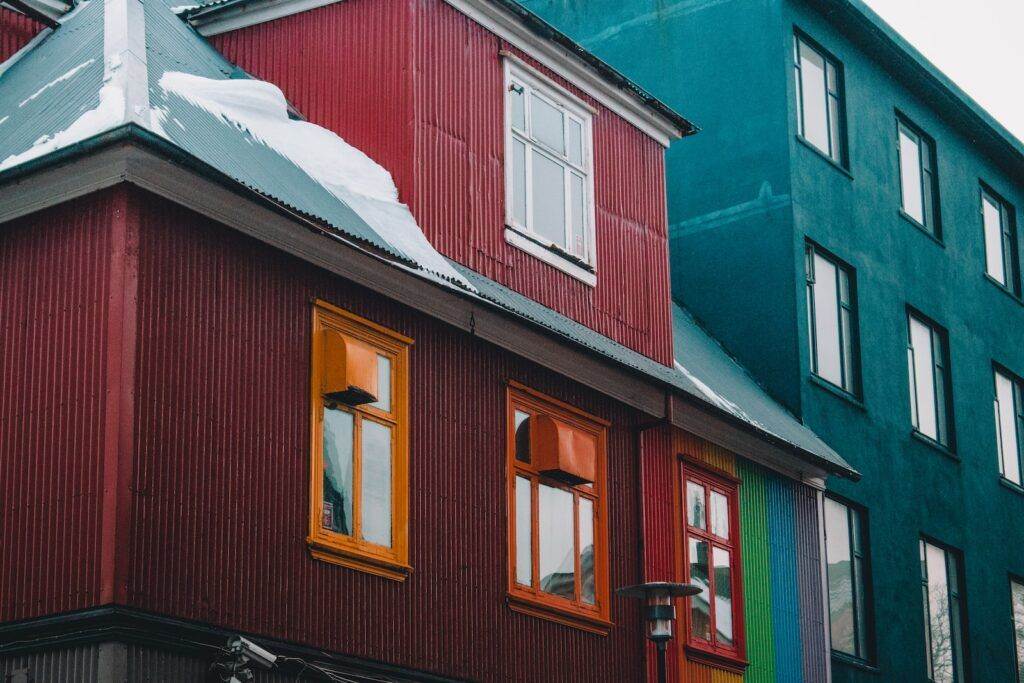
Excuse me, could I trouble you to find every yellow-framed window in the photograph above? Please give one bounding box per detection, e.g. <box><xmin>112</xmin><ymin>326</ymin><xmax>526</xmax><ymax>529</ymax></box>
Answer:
<box><xmin>307</xmin><ymin>300</ymin><xmax>412</xmax><ymax>581</ymax></box>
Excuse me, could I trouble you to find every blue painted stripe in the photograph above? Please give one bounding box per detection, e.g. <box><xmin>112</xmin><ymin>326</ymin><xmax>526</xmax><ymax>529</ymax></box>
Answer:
<box><xmin>766</xmin><ymin>473</ymin><xmax>803</xmax><ymax>683</ymax></box>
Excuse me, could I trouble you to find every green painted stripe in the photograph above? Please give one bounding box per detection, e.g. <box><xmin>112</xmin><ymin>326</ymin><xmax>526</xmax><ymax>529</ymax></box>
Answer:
<box><xmin>738</xmin><ymin>459</ymin><xmax>776</xmax><ymax>683</ymax></box>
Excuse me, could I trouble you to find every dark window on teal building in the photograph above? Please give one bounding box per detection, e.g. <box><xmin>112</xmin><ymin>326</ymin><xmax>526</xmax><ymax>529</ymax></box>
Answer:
<box><xmin>824</xmin><ymin>497</ymin><xmax>872</xmax><ymax>662</ymax></box>
<box><xmin>896</xmin><ymin>117</ymin><xmax>940</xmax><ymax>237</ymax></box>
<box><xmin>794</xmin><ymin>34</ymin><xmax>846</xmax><ymax>166</ymax></box>
<box><xmin>1012</xmin><ymin>578</ymin><xmax>1024</xmax><ymax>682</ymax></box>
<box><xmin>920</xmin><ymin>539</ymin><xmax>967</xmax><ymax>683</ymax></box>
<box><xmin>805</xmin><ymin>243</ymin><xmax>859</xmax><ymax>395</ymax></box>
<box><xmin>981</xmin><ymin>186</ymin><xmax>1019</xmax><ymax>295</ymax></box>
<box><xmin>994</xmin><ymin>366</ymin><xmax>1024</xmax><ymax>487</ymax></box>
<box><xmin>907</xmin><ymin>311</ymin><xmax>954</xmax><ymax>449</ymax></box>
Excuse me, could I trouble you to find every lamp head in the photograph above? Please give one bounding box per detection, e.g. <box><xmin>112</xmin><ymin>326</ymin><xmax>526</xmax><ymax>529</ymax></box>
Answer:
<box><xmin>616</xmin><ymin>581</ymin><xmax>701</xmax><ymax>643</ymax></box>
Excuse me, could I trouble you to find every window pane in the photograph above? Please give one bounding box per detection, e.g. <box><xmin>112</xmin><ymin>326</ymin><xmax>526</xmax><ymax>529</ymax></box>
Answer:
<box><xmin>828</xmin><ymin>93</ymin><xmax>842</xmax><ymax>162</ymax></box>
<box><xmin>371</xmin><ymin>354</ymin><xmax>391</xmax><ymax>412</ymax></box>
<box><xmin>996</xmin><ymin>372</ymin><xmax>1021</xmax><ymax>484</ymax></box>
<box><xmin>689</xmin><ymin>538</ymin><xmax>711</xmax><ymax>641</ymax></box>
<box><xmin>812</xmin><ymin>253</ymin><xmax>843</xmax><ymax>386</ymax></box>
<box><xmin>984</xmin><ymin>195</ymin><xmax>1007</xmax><ymax>284</ymax></box>
<box><xmin>538</xmin><ymin>484</ymin><xmax>575</xmax><ymax>599</ymax></box>
<box><xmin>568</xmin><ymin>118</ymin><xmax>583</xmax><ymax>166</ymax></box>
<box><xmin>798</xmin><ymin>41</ymin><xmax>830</xmax><ymax>154</ymax></box>
<box><xmin>1012</xmin><ymin>581</ymin><xmax>1024</xmax><ymax>681</ymax></box>
<box><xmin>322</xmin><ymin>408</ymin><xmax>354</xmax><ymax>535</ymax></box>
<box><xmin>531</xmin><ymin>151</ymin><xmax>567</xmax><ymax>248</ymax></box>
<box><xmin>924</xmin><ymin>543</ymin><xmax>955</xmax><ymax>683</ymax></box>
<box><xmin>531</xmin><ymin>94</ymin><xmax>565</xmax><ymax>155</ymax></box>
<box><xmin>361</xmin><ymin>420</ymin><xmax>392</xmax><ymax>547</ymax></box>
<box><xmin>710</xmin><ymin>490</ymin><xmax>729</xmax><ymax>539</ymax></box>
<box><xmin>511</xmin><ymin>139</ymin><xmax>527</xmax><ymax>226</ymax></box>
<box><xmin>825</xmin><ymin>498</ymin><xmax>856</xmax><ymax>656</ymax></box>
<box><xmin>579</xmin><ymin>497</ymin><xmax>595</xmax><ymax>605</ymax></box>
<box><xmin>510</xmin><ymin>83</ymin><xmax>526</xmax><ymax>131</ymax></box>
<box><xmin>686</xmin><ymin>481</ymin><xmax>706</xmax><ymax>530</ymax></box>
<box><xmin>514</xmin><ymin>410</ymin><xmax>531</xmax><ymax>463</ymax></box>
<box><xmin>713</xmin><ymin>547</ymin><xmax>734</xmax><ymax>646</ymax></box>
<box><xmin>515</xmin><ymin>476</ymin><xmax>532</xmax><ymax>586</ymax></box>
<box><xmin>570</xmin><ymin>173</ymin><xmax>586</xmax><ymax>258</ymax></box>
<box><xmin>910</xmin><ymin>317</ymin><xmax>938</xmax><ymax>439</ymax></box>
<box><xmin>900</xmin><ymin>128</ymin><xmax>925</xmax><ymax>224</ymax></box>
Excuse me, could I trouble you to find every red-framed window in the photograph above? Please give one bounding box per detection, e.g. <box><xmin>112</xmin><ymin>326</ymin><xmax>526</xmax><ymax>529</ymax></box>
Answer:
<box><xmin>679</xmin><ymin>460</ymin><xmax>747</xmax><ymax>671</ymax></box>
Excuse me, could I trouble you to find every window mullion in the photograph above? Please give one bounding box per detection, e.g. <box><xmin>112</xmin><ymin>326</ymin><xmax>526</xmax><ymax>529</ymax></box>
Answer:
<box><xmin>352</xmin><ymin>412</ymin><xmax>363</xmax><ymax>541</ymax></box>
<box><xmin>531</xmin><ymin>476</ymin><xmax>540</xmax><ymax>594</ymax></box>
<box><xmin>835</xmin><ymin>263</ymin><xmax>847</xmax><ymax>388</ymax></box>
<box><xmin>572</xmin><ymin>491</ymin><xmax>581</xmax><ymax>605</ymax></box>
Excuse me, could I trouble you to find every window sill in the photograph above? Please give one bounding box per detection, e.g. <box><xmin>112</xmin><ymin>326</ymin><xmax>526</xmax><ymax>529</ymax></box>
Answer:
<box><xmin>307</xmin><ymin>536</ymin><xmax>410</xmax><ymax>582</ymax></box>
<box><xmin>683</xmin><ymin>644</ymin><xmax>749</xmax><ymax>674</ymax></box>
<box><xmin>831</xmin><ymin>651</ymin><xmax>880</xmax><ymax>674</ymax></box>
<box><xmin>897</xmin><ymin>210</ymin><xmax>944</xmax><ymax>246</ymax></box>
<box><xmin>795</xmin><ymin>135</ymin><xmax>852</xmax><ymax>179</ymax></box>
<box><xmin>809</xmin><ymin>374</ymin><xmax>865</xmax><ymax>411</ymax></box>
<box><xmin>999</xmin><ymin>477</ymin><xmax>1024</xmax><ymax>497</ymax></box>
<box><xmin>909</xmin><ymin>430</ymin><xmax>958</xmax><ymax>461</ymax></box>
<box><xmin>505</xmin><ymin>227</ymin><xmax>597</xmax><ymax>287</ymax></box>
<box><xmin>507</xmin><ymin>592</ymin><xmax>610</xmax><ymax>635</ymax></box>
<box><xmin>984</xmin><ymin>274</ymin><xmax>1023</xmax><ymax>305</ymax></box>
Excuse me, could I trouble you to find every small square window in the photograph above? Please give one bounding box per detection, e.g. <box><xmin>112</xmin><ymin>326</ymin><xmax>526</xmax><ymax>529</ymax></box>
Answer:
<box><xmin>897</xmin><ymin>117</ymin><xmax>941</xmax><ymax>237</ymax></box>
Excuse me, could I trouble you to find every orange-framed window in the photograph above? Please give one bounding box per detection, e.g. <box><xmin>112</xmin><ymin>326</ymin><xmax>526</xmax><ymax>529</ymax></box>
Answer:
<box><xmin>679</xmin><ymin>460</ymin><xmax>747</xmax><ymax>670</ymax></box>
<box><xmin>308</xmin><ymin>300</ymin><xmax>411</xmax><ymax>581</ymax></box>
<box><xmin>506</xmin><ymin>383</ymin><xmax>610</xmax><ymax>633</ymax></box>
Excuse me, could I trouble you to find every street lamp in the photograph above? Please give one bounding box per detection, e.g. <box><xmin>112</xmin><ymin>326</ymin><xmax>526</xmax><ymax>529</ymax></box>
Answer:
<box><xmin>617</xmin><ymin>581</ymin><xmax>701</xmax><ymax>683</ymax></box>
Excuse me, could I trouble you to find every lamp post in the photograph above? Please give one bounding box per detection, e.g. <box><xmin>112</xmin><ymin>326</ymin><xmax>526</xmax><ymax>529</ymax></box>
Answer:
<box><xmin>617</xmin><ymin>581</ymin><xmax>701</xmax><ymax>683</ymax></box>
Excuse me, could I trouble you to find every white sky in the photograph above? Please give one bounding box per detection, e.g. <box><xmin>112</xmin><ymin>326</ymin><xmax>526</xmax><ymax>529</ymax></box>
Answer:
<box><xmin>862</xmin><ymin>0</ymin><xmax>1024</xmax><ymax>142</ymax></box>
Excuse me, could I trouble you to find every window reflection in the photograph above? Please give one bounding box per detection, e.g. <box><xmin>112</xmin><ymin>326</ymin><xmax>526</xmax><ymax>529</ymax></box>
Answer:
<box><xmin>824</xmin><ymin>498</ymin><xmax>856</xmax><ymax>655</ymax></box>
<box><xmin>921</xmin><ymin>540</ymin><xmax>964</xmax><ymax>683</ymax></box>
<box><xmin>1012</xmin><ymin>580</ymin><xmax>1024</xmax><ymax>680</ymax></box>
<box><xmin>689</xmin><ymin>538</ymin><xmax>711</xmax><ymax>641</ymax></box>
<box><xmin>539</xmin><ymin>484</ymin><xmax>575</xmax><ymax>600</ymax></box>
<box><xmin>713</xmin><ymin>547</ymin><xmax>733</xmax><ymax>646</ymax></box>
<box><xmin>322</xmin><ymin>408</ymin><xmax>354</xmax><ymax>536</ymax></box>
<box><xmin>579</xmin><ymin>497</ymin><xmax>595</xmax><ymax>605</ymax></box>
<box><xmin>687</xmin><ymin>481</ymin><xmax>706</xmax><ymax>530</ymax></box>
<box><xmin>515</xmin><ymin>476</ymin><xmax>532</xmax><ymax>586</ymax></box>
<box><xmin>361</xmin><ymin>420</ymin><xmax>392</xmax><ymax>547</ymax></box>
<box><xmin>710</xmin><ymin>491</ymin><xmax>729</xmax><ymax>539</ymax></box>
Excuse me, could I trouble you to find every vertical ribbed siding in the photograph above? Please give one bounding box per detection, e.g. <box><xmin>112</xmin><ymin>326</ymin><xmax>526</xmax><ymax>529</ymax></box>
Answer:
<box><xmin>211</xmin><ymin>0</ymin><xmax>675</xmax><ymax>365</ymax></box>
<box><xmin>0</xmin><ymin>192</ymin><xmax>118</xmax><ymax>621</ymax></box>
<box><xmin>0</xmin><ymin>10</ymin><xmax>42</xmax><ymax>62</ymax></box>
<box><xmin>673</xmin><ymin>430</ymin><xmax>737</xmax><ymax>475</ymax></box>
<box><xmin>0</xmin><ymin>644</ymin><xmax>100</xmax><ymax>681</ymax></box>
<box><xmin>795</xmin><ymin>486</ymin><xmax>828</xmax><ymax>682</ymax></box>
<box><xmin>736</xmin><ymin>460</ymin><xmax>775</xmax><ymax>683</ymax></box>
<box><xmin>125</xmin><ymin>192</ymin><xmax>645</xmax><ymax>681</ymax></box>
<box><xmin>766</xmin><ymin>474</ymin><xmax>803</xmax><ymax>682</ymax></box>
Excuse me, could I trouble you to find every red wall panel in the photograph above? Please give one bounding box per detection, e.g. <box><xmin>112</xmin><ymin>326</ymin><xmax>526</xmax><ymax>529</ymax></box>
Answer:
<box><xmin>210</xmin><ymin>0</ymin><xmax>673</xmax><ymax>365</ymax></box>
<box><xmin>125</xmin><ymin>192</ymin><xmax>652</xmax><ymax>681</ymax></box>
<box><xmin>0</xmin><ymin>8</ymin><xmax>43</xmax><ymax>62</ymax></box>
<box><xmin>0</xmin><ymin>190</ymin><xmax>124</xmax><ymax>621</ymax></box>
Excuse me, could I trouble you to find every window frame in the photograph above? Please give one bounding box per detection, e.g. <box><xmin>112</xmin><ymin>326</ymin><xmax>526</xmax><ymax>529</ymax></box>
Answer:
<box><xmin>805</xmin><ymin>242</ymin><xmax>860</xmax><ymax>397</ymax></box>
<box><xmin>505</xmin><ymin>382</ymin><xmax>611</xmax><ymax>633</ymax></box>
<box><xmin>994</xmin><ymin>364</ymin><xmax>1024</xmax><ymax>487</ymax></box>
<box><xmin>919</xmin><ymin>538</ymin><xmax>968</xmax><ymax>683</ymax></box>
<box><xmin>793</xmin><ymin>31</ymin><xmax>847</xmax><ymax>167</ymax></box>
<box><xmin>1011</xmin><ymin>575</ymin><xmax>1024</xmax><ymax>683</ymax></box>
<box><xmin>823</xmin><ymin>495</ymin><xmax>875</xmax><ymax>664</ymax></box>
<box><xmin>307</xmin><ymin>300</ymin><xmax>412</xmax><ymax>581</ymax></box>
<box><xmin>896</xmin><ymin>115</ymin><xmax>941</xmax><ymax>238</ymax></box>
<box><xmin>907</xmin><ymin>309</ymin><xmax>955</xmax><ymax>451</ymax></box>
<box><xmin>677</xmin><ymin>458</ymin><xmax>748</xmax><ymax>672</ymax></box>
<box><xmin>503</xmin><ymin>56</ymin><xmax>598</xmax><ymax>283</ymax></box>
<box><xmin>980</xmin><ymin>184</ymin><xmax>1020</xmax><ymax>296</ymax></box>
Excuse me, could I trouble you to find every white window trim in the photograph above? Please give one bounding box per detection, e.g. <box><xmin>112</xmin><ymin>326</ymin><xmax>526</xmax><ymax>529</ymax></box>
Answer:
<box><xmin>503</xmin><ymin>56</ymin><xmax>598</xmax><ymax>286</ymax></box>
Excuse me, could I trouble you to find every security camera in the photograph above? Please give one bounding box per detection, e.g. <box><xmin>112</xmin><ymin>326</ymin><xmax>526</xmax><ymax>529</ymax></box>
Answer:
<box><xmin>227</xmin><ymin>636</ymin><xmax>278</xmax><ymax>670</ymax></box>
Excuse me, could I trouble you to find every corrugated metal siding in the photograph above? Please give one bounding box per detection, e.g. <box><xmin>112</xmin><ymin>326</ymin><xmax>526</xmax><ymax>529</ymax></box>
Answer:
<box><xmin>736</xmin><ymin>460</ymin><xmax>774</xmax><ymax>683</ymax></box>
<box><xmin>0</xmin><ymin>192</ymin><xmax>119</xmax><ymax>621</ymax></box>
<box><xmin>209</xmin><ymin>0</ymin><xmax>674</xmax><ymax>365</ymax></box>
<box><xmin>794</xmin><ymin>486</ymin><xmax>828</xmax><ymax>683</ymax></box>
<box><xmin>0</xmin><ymin>9</ymin><xmax>43</xmax><ymax>62</ymax></box>
<box><xmin>125</xmin><ymin>192</ymin><xmax>645</xmax><ymax>682</ymax></box>
<box><xmin>765</xmin><ymin>474</ymin><xmax>802</xmax><ymax>683</ymax></box>
<box><xmin>0</xmin><ymin>643</ymin><xmax>100</xmax><ymax>681</ymax></box>
<box><xmin>673</xmin><ymin>430</ymin><xmax>736</xmax><ymax>476</ymax></box>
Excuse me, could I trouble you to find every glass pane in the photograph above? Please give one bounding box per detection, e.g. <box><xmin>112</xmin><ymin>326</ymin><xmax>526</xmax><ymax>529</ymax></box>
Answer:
<box><xmin>713</xmin><ymin>547</ymin><xmax>733</xmax><ymax>646</ymax></box>
<box><xmin>361</xmin><ymin>420</ymin><xmax>392</xmax><ymax>547</ymax></box>
<box><xmin>922</xmin><ymin>169</ymin><xmax>935</xmax><ymax>229</ymax></box>
<box><xmin>515</xmin><ymin>476</ymin><xmax>532</xmax><ymax>586</ymax></box>
<box><xmin>828</xmin><ymin>93</ymin><xmax>842</xmax><ymax>162</ymax></box>
<box><xmin>1012</xmin><ymin>581</ymin><xmax>1024</xmax><ymax>680</ymax></box>
<box><xmin>567</xmin><ymin>118</ymin><xmax>583</xmax><ymax>166</ymax></box>
<box><xmin>689</xmin><ymin>538</ymin><xmax>711</xmax><ymax>641</ymax></box>
<box><xmin>510</xmin><ymin>83</ymin><xmax>526</xmax><ymax>131</ymax></box>
<box><xmin>322</xmin><ymin>408</ymin><xmax>354</xmax><ymax>535</ymax></box>
<box><xmin>514</xmin><ymin>410</ymin><xmax>531</xmax><ymax>463</ymax></box>
<box><xmin>824</xmin><ymin>498</ymin><xmax>856</xmax><ymax>656</ymax></box>
<box><xmin>538</xmin><ymin>484</ymin><xmax>575</xmax><ymax>599</ymax></box>
<box><xmin>812</xmin><ymin>253</ymin><xmax>843</xmax><ymax>386</ymax></box>
<box><xmin>924</xmin><ymin>543</ymin><xmax>954</xmax><ymax>683</ymax></box>
<box><xmin>798</xmin><ymin>40</ymin><xmax>829</xmax><ymax>153</ymax></box>
<box><xmin>531</xmin><ymin>150</ymin><xmax>567</xmax><ymax>248</ymax></box>
<box><xmin>512</xmin><ymin>139</ymin><xmax>527</xmax><ymax>226</ymax></box>
<box><xmin>900</xmin><ymin>127</ymin><xmax>924</xmax><ymax>223</ymax></box>
<box><xmin>570</xmin><ymin>173</ymin><xmax>586</xmax><ymax>258</ymax></box>
<box><xmin>710</xmin><ymin>491</ymin><xmax>729</xmax><ymax>539</ymax></box>
<box><xmin>984</xmin><ymin>195</ymin><xmax>1007</xmax><ymax>284</ymax></box>
<box><xmin>686</xmin><ymin>481</ymin><xmax>706</xmax><ymax>530</ymax></box>
<box><xmin>996</xmin><ymin>372</ymin><xmax>1021</xmax><ymax>484</ymax></box>
<box><xmin>910</xmin><ymin>317</ymin><xmax>938</xmax><ymax>439</ymax></box>
<box><xmin>579</xmin><ymin>497</ymin><xmax>595</xmax><ymax>605</ymax></box>
<box><xmin>841</xmin><ymin>307</ymin><xmax>855</xmax><ymax>392</ymax></box>
<box><xmin>531</xmin><ymin>94</ymin><xmax>565</xmax><ymax>155</ymax></box>
<box><xmin>371</xmin><ymin>354</ymin><xmax>391</xmax><ymax>412</ymax></box>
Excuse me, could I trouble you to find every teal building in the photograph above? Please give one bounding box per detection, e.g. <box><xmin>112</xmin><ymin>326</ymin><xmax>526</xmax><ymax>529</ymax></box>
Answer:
<box><xmin>522</xmin><ymin>0</ymin><xmax>1024</xmax><ymax>680</ymax></box>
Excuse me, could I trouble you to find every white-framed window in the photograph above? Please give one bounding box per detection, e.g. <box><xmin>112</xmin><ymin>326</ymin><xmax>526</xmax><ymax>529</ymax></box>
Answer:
<box><xmin>504</xmin><ymin>57</ymin><xmax>596</xmax><ymax>278</ymax></box>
